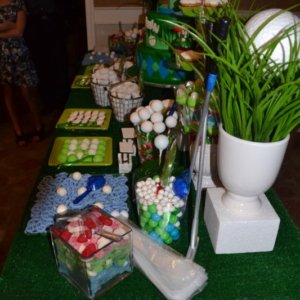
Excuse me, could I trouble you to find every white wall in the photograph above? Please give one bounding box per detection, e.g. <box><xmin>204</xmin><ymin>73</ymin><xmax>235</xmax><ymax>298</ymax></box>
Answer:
<box><xmin>85</xmin><ymin>0</ymin><xmax>145</xmax><ymax>50</ymax></box>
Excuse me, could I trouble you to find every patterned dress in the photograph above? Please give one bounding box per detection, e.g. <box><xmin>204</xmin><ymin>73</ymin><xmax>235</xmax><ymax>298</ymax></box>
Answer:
<box><xmin>0</xmin><ymin>0</ymin><xmax>38</xmax><ymax>87</ymax></box>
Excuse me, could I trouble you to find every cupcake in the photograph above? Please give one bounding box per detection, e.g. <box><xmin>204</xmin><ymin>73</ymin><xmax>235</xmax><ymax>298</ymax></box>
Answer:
<box><xmin>180</xmin><ymin>0</ymin><xmax>203</xmax><ymax>7</ymax></box>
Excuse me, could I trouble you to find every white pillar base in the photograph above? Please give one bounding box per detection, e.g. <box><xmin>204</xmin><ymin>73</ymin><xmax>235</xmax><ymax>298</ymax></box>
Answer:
<box><xmin>204</xmin><ymin>188</ymin><xmax>280</xmax><ymax>254</ymax></box>
<box><xmin>192</xmin><ymin>173</ymin><xmax>222</xmax><ymax>189</ymax></box>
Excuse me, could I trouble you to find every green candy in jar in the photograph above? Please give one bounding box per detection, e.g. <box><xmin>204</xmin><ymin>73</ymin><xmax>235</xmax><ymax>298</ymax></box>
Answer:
<box><xmin>148</xmin><ymin>219</ymin><xmax>158</xmax><ymax>228</ymax></box>
<box><xmin>142</xmin><ymin>210</ymin><xmax>151</xmax><ymax>219</ymax></box>
<box><xmin>169</xmin><ymin>215</ymin><xmax>178</xmax><ymax>224</ymax></box>
<box><xmin>158</xmin><ymin>219</ymin><xmax>168</xmax><ymax>228</ymax></box>
<box><xmin>148</xmin><ymin>204</ymin><xmax>157</xmax><ymax>214</ymax></box>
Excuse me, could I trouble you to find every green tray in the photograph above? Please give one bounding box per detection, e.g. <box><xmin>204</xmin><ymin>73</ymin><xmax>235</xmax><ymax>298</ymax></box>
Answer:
<box><xmin>84</xmin><ymin>64</ymin><xmax>95</xmax><ymax>75</ymax></box>
<box><xmin>56</xmin><ymin>108</ymin><xmax>112</xmax><ymax>130</ymax></box>
<box><xmin>71</xmin><ymin>75</ymin><xmax>91</xmax><ymax>88</ymax></box>
<box><xmin>48</xmin><ymin>136</ymin><xmax>113</xmax><ymax>166</ymax></box>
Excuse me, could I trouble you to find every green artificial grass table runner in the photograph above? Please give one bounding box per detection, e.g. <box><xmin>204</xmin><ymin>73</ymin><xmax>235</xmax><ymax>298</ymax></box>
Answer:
<box><xmin>1</xmin><ymin>68</ymin><xmax>300</xmax><ymax>300</ymax></box>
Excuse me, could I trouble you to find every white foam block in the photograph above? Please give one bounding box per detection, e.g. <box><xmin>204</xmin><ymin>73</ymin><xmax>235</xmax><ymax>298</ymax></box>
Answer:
<box><xmin>119</xmin><ymin>142</ymin><xmax>134</xmax><ymax>154</ymax></box>
<box><xmin>204</xmin><ymin>188</ymin><xmax>280</xmax><ymax>254</ymax></box>
<box><xmin>121</xmin><ymin>128</ymin><xmax>136</xmax><ymax>139</ymax></box>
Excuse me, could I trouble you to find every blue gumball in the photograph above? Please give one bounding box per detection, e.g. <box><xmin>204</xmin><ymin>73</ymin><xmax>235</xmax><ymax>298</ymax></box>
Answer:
<box><xmin>149</xmin><ymin>231</ymin><xmax>159</xmax><ymax>239</ymax></box>
<box><xmin>172</xmin><ymin>233</ymin><xmax>180</xmax><ymax>241</ymax></box>
<box><xmin>170</xmin><ymin>228</ymin><xmax>179</xmax><ymax>237</ymax></box>
<box><xmin>165</xmin><ymin>223</ymin><xmax>175</xmax><ymax>232</ymax></box>
<box><xmin>151</xmin><ymin>212</ymin><xmax>162</xmax><ymax>222</ymax></box>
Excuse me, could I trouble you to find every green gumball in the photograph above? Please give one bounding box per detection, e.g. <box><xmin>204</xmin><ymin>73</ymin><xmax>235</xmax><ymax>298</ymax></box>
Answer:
<box><xmin>93</xmin><ymin>154</ymin><xmax>103</xmax><ymax>163</ymax></box>
<box><xmin>57</xmin><ymin>153</ymin><xmax>67</xmax><ymax>163</ymax></box>
<box><xmin>67</xmin><ymin>154</ymin><xmax>77</xmax><ymax>162</ymax></box>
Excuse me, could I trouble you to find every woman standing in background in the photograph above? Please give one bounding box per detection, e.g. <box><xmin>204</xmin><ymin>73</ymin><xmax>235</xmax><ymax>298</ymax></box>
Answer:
<box><xmin>0</xmin><ymin>0</ymin><xmax>43</xmax><ymax>146</ymax></box>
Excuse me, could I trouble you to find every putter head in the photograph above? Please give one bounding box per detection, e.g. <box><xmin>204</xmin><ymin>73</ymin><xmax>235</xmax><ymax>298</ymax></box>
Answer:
<box><xmin>186</xmin><ymin>236</ymin><xmax>199</xmax><ymax>261</ymax></box>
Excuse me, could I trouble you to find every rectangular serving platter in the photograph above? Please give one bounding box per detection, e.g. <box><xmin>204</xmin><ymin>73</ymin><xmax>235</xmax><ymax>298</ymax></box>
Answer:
<box><xmin>71</xmin><ymin>75</ymin><xmax>91</xmax><ymax>88</ymax></box>
<box><xmin>56</xmin><ymin>108</ymin><xmax>112</xmax><ymax>130</ymax></box>
<box><xmin>48</xmin><ymin>136</ymin><xmax>113</xmax><ymax>166</ymax></box>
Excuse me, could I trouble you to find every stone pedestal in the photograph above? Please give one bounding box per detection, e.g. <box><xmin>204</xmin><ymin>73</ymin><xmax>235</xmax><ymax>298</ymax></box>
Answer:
<box><xmin>204</xmin><ymin>188</ymin><xmax>280</xmax><ymax>254</ymax></box>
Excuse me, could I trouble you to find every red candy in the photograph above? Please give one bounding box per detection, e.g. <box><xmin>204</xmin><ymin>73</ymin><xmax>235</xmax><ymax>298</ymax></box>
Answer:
<box><xmin>85</xmin><ymin>229</ymin><xmax>92</xmax><ymax>239</ymax></box>
<box><xmin>84</xmin><ymin>217</ymin><xmax>97</xmax><ymax>229</ymax></box>
<box><xmin>98</xmin><ymin>215</ymin><xmax>112</xmax><ymax>226</ymax></box>
<box><xmin>60</xmin><ymin>229</ymin><xmax>72</xmax><ymax>242</ymax></box>
<box><xmin>155</xmin><ymin>186</ymin><xmax>163</xmax><ymax>194</ymax></box>
<box><xmin>77</xmin><ymin>233</ymin><xmax>88</xmax><ymax>243</ymax></box>
<box><xmin>82</xmin><ymin>243</ymin><xmax>97</xmax><ymax>257</ymax></box>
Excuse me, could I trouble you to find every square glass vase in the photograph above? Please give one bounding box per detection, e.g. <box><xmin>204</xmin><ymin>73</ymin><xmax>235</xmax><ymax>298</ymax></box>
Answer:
<box><xmin>50</xmin><ymin>207</ymin><xmax>133</xmax><ymax>299</ymax></box>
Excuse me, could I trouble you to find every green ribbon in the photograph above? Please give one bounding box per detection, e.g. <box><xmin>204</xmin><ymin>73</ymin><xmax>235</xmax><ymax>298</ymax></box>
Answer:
<box><xmin>56</xmin><ymin>155</ymin><xmax>94</xmax><ymax>168</ymax></box>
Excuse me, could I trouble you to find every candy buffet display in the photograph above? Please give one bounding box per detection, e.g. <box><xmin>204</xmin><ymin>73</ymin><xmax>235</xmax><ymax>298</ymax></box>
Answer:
<box><xmin>25</xmin><ymin>173</ymin><xmax>129</xmax><ymax>234</ymax></box>
<box><xmin>50</xmin><ymin>206</ymin><xmax>133</xmax><ymax>299</ymax></box>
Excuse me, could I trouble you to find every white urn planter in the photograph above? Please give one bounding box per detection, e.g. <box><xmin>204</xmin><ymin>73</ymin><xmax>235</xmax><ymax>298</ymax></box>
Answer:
<box><xmin>218</xmin><ymin>124</ymin><xmax>290</xmax><ymax>215</ymax></box>
<box><xmin>204</xmin><ymin>124</ymin><xmax>290</xmax><ymax>254</ymax></box>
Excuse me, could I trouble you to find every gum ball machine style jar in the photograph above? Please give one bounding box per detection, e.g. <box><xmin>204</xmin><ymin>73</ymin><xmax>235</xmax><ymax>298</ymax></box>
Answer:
<box><xmin>135</xmin><ymin>176</ymin><xmax>187</xmax><ymax>245</ymax></box>
<box><xmin>50</xmin><ymin>207</ymin><xmax>133</xmax><ymax>299</ymax></box>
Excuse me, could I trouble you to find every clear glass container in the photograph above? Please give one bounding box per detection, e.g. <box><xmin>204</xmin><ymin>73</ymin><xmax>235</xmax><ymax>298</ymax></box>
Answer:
<box><xmin>50</xmin><ymin>207</ymin><xmax>133</xmax><ymax>299</ymax></box>
<box><xmin>135</xmin><ymin>176</ymin><xmax>187</xmax><ymax>245</ymax></box>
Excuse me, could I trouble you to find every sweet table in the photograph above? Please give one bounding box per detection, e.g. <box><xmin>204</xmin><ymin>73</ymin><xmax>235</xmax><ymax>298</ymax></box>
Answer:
<box><xmin>1</xmin><ymin>65</ymin><xmax>300</xmax><ymax>300</ymax></box>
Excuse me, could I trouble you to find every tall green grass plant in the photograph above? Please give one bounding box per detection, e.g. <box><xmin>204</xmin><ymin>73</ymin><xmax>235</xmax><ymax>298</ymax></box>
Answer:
<box><xmin>161</xmin><ymin>1</ymin><xmax>300</xmax><ymax>142</ymax></box>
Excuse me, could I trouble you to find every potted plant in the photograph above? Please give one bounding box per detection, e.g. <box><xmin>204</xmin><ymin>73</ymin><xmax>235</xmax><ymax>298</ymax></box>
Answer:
<box><xmin>162</xmin><ymin>1</ymin><xmax>300</xmax><ymax>214</ymax></box>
